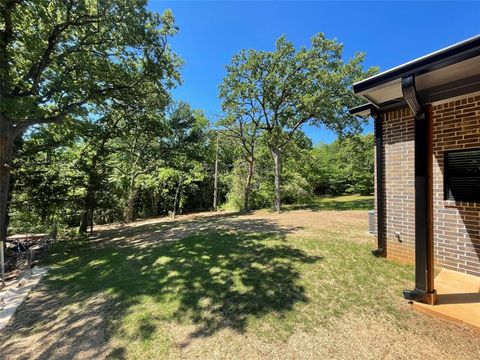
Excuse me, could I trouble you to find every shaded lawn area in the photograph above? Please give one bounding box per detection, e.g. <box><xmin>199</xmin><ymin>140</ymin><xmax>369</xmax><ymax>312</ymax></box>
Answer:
<box><xmin>5</xmin><ymin>231</ymin><xmax>409</xmax><ymax>358</ymax></box>
<box><xmin>1</xmin><ymin>207</ymin><xmax>479</xmax><ymax>359</ymax></box>
<box><xmin>284</xmin><ymin>194</ymin><xmax>374</xmax><ymax>211</ymax></box>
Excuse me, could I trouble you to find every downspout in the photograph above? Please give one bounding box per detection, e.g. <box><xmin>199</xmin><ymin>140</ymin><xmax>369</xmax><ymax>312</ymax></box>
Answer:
<box><xmin>372</xmin><ymin>109</ymin><xmax>385</xmax><ymax>256</ymax></box>
<box><xmin>401</xmin><ymin>75</ymin><xmax>435</xmax><ymax>302</ymax></box>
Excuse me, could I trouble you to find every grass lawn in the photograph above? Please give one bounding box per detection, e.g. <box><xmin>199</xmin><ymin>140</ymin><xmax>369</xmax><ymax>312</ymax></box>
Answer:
<box><xmin>1</xmin><ymin>196</ymin><xmax>479</xmax><ymax>359</ymax></box>
<box><xmin>284</xmin><ymin>193</ymin><xmax>374</xmax><ymax>211</ymax></box>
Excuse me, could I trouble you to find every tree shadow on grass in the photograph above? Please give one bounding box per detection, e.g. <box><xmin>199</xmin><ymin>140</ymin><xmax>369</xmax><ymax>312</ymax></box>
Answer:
<box><xmin>86</xmin><ymin>211</ymin><xmax>296</xmax><ymax>250</ymax></box>
<box><xmin>0</xmin><ymin>216</ymin><xmax>321</xmax><ymax>359</ymax></box>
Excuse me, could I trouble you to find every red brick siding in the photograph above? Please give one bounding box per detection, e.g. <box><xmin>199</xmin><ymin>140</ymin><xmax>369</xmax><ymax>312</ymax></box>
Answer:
<box><xmin>376</xmin><ymin>95</ymin><xmax>480</xmax><ymax>276</ymax></box>
<box><xmin>432</xmin><ymin>96</ymin><xmax>480</xmax><ymax>276</ymax></box>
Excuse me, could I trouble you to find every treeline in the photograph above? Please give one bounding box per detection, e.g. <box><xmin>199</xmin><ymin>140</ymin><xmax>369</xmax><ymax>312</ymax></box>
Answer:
<box><xmin>9</xmin><ymin>127</ymin><xmax>373</xmax><ymax>234</ymax></box>
<box><xmin>221</xmin><ymin>133</ymin><xmax>374</xmax><ymax>211</ymax></box>
<box><xmin>1</xmin><ymin>1</ymin><xmax>376</xmax><ymax>237</ymax></box>
<box><xmin>217</xmin><ymin>34</ymin><xmax>377</xmax><ymax>212</ymax></box>
<box><xmin>9</xmin><ymin>102</ymin><xmax>214</xmax><ymax>233</ymax></box>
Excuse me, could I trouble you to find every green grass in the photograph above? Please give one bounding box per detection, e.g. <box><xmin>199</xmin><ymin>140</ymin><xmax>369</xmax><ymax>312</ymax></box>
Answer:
<box><xmin>40</xmin><ymin>212</ymin><xmax>413</xmax><ymax>358</ymax></box>
<box><xmin>284</xmin><ymin>194</ymin><xmax>374</xmax><ymax>211</ymax></box>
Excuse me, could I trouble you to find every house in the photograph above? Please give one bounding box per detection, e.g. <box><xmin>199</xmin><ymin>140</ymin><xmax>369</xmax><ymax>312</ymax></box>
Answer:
<box><xmin>350</xmin><ymin>35</ymin><xmax>480</xmax><ymax>318</ymax></box>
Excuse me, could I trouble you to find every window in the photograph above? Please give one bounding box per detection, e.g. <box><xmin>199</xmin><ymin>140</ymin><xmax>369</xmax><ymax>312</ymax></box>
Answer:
<box><xmin>444</xmin><ymin>148</ymin><xmax>480</xmax><ymax>202</ymax></box>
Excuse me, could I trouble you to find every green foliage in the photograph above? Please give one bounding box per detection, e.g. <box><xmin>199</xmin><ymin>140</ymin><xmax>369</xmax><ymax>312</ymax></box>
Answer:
<box><xmin>304</xmin><ymin>134</ymin><xmax>374</xmax><ymax>196</ymax></box>
<box><xmin>5</xmin><ymin>6</ymin><xmax>377</xmax><ymax>233</ymax></box>
<box><xmin>10</xmin><ymin>121</ymin><xmax>83</xmax><ymax>233</ymax></box>
<box><xmin>219</xmin><ymin>33</ymin><xmax>378</xmax><ymax>211</ymax></box>
<box><xmin>220</xmin><ymin>34</ymin><xmax>376</xmax><ymax>145</ymax></box>
<box><xmin>223</xmin><ymin>161</ymin><xmax>250</xmax><ymax>211</ymax></box>
<box><xmin>9</xmin><ymin>100</ymin><xmax>213</xmax><ymax>231</ymax></box>
<box><xmin>224</xmin><ymin>131</ymin><xmax>314</xmax><ymax>210</ymax></box>
<box><xmin>281</xmin><ymin>172</ymin><xmax>313</xmax><ymax>205</ymax></box>
<box><xmin>11</xmin><ymin>112</ymin><xmax>374</xmax><ymax>230</ymax></box>
<box><xmin>1</xmin><ymin>0</ymin><xmax>181</xmax><ymax>132</ymax></box>
<box><xmin>1</xmin><ymin>0</ymin><xmax>182</xmax><ymax>238</ymax></box>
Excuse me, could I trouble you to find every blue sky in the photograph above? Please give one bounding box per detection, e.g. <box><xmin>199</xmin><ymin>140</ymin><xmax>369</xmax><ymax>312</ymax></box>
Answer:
<box><xmin>148</xmin><ymin>1</ymin><xmax>480</xmax><ymax>144</ymax></box>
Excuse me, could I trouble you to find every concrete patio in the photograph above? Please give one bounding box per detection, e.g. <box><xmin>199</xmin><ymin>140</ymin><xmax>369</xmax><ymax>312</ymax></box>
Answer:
<box><xmin>413</xmin><ymin>269</ymin><xmax>480</xmax><ymax>331</ymax></box>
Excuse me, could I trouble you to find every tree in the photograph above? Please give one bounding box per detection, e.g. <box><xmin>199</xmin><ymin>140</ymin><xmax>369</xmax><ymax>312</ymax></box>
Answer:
<box><xmin>10</xmin><ymin>120</ymin><xmax>80</xmax><ymax>234</ymax></box>
<box><xmin>302</xmin><ymin>134</ymin><xmax>374</xmax><ymax>196</ymax></box>
<box><xmin>110</xmin><ymin>107</ymin><xmax>169</xmax><ymax>222</ymax></box>
<box><xmin>333</xmin><ymin>134</ymin><xmax>374</xmax><ymax>196</ymax></box>
<box><xmin>221</xmin><ymin>33</ymin><xmax>377</xmax><ymax>212</ymax></box>
<box><xmin>0</xmin><ymin>0</ymin><xmax>180</xmax><ymax>243</ymax></box>
<box><xmin>9</xmin><ymin>98</ymin><xmax>215</xmax><ymax>231</ymax></box>
<box><xmin>219</xmin><ymin>54</ymin><xmax>265</xmax><ymax>211</ymax></box>
<box><xmin>216</xmin><ymin>112</ymin><xmax>261</xmax><ymax>211</ymax></box>
<box><xmin>75</xmin><ymin>105</ymin><xmax>132</xmax><ymax>233</ymax></box>
<box><xmin>163</xmin><ymin>102</ymin><xmax>209</xmax><ymax>217</ymax></box>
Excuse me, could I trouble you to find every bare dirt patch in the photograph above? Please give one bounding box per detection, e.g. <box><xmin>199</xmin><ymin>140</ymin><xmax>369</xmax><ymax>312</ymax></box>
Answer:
<box><xmin>1</xmin><ymin>287</ymin><xmax>111</xmax><ymax>360</ymax></box>
<box><xmin>90</xmin><ymin>208</ymin><xmax>371</xmax><ymax>249</ymax></box>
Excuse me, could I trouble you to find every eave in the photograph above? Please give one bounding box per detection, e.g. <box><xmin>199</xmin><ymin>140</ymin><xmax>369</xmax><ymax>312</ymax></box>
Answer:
<box><xmin>352</xmin><ymin>35</ymin><xmax>480</xmax><ymax>108</ymax></box>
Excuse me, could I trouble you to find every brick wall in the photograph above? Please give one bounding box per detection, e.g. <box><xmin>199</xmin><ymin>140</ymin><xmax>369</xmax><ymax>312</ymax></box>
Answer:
<box><xmin>379</xmin><ymin>107</ymin><xmax>416</xmax><ymax>263</ymax></box>
<box><xmin>376</xmin><ymin>94</ymin><xmax>480</xmax><ymax>276</ymax></box>
<box><xmin>432</xmin><ymin>95</ymin><xmax>480</xmax><ymax>276</ymax></box>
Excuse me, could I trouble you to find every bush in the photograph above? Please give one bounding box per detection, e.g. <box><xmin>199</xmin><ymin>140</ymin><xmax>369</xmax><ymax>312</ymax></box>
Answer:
<box><xmin>282</xmin><ymin>172</ymin><xmax>313</xmax><ymax>204</ymax></box>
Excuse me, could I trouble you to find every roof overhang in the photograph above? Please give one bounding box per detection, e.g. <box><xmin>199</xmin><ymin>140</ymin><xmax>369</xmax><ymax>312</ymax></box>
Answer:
<box><xmin>352</xmin><ymin>35</ymin><xmax>480</xmax><ymax>109</ymax></box>
<box><xmin>349</xmin><ymin>103</ymin><xmax>376</xmax><ymax>117</ymax></box>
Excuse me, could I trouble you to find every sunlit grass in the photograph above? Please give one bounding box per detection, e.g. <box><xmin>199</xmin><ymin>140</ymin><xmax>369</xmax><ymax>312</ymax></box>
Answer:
<box><xmin>284</xmin><ymin>194</ymin><xmax>374</xmax><ymax>211</ymax></box>
<box><xmin>42</xmin><ymin>213</ymin><xmax>413</xmax><ymax>358</ymax></box>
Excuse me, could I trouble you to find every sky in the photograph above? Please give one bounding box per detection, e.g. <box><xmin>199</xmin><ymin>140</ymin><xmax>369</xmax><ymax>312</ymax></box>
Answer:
<box><xmin>148</xmin><ymin>1</ymin><xmax>480</xmax><ymax>144</ymax></box>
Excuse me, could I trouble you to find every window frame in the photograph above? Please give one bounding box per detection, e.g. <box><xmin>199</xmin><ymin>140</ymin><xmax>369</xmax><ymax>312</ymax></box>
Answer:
<box><xmin>444</xmin><ymin>147</ymin><xmax>480</xmax><ymax>202</ymax></box>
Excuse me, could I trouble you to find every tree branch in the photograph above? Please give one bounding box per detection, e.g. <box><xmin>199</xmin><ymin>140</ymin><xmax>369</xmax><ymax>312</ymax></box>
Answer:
<box><xmin>13</xmin><ymin>85</ymin><xmax>129</xmax><ymax>137</ymax></box>
<box><xmin>11</xmin><ymin>8</ymin><xmax>103</xmax><ymax>97</ymax></box>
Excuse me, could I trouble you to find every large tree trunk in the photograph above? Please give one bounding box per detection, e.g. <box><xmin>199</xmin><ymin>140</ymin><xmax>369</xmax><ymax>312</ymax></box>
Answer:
<box><xmin>244</xmin><ymin>157</ymin><xmax>254</xmax><ymax>211</ymax></box>
<box><xmin>0</xmin><ymin>127</ymin><xmax>14</xmax><ymax>242</ymax></box>
<box><xmin>0</xmin><ymin>125</ymin><xmax>14</xmax><ymax>287</ymax></box>
<box><xmin>172</xmin><ymin>175</ymin><xmax>183</xmax><ymax>219</ymax></box>
<box><xmin>0</xmin><ymin>167</ymin><xmax>12</xmax><ymax>246</ymax></box>
<box><xmin>79</xmin><ymin>171</ymin><xmax>96</xmax><ymax>234</ymax></box>
<box><xmin>90</xmin><ymin>208</ymin><xmax>94</xmax><ymax>235</ymax></box>
<box><xmin>80</xmin><ymin>145</ymin><xmax>106</xmax><ymax>234</ymax></box>
<box><xmin>271</xmin><ymin>148</ymin><xmax>282</xmax><ymax>213</ymax></box>
<box><xmin>153</xmin><ymin>191</ymin><xmax>159</xmax><ymax>217</ymax></box>
<box><xmin>79</xmin><ymin>211</ymin><xmax>89</xmax><ymax>233</ymax></box>
<box><xmin>125</xmin><ymin>175</ymin><xmax>137</xmax><ymax>222</ymax></box>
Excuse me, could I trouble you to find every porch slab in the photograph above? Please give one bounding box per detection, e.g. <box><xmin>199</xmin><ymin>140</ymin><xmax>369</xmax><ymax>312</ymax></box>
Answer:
<box><xmin>413</xmin><ymin>269</ymin><xmax>480</xmax><ymax>331</ymax></box>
